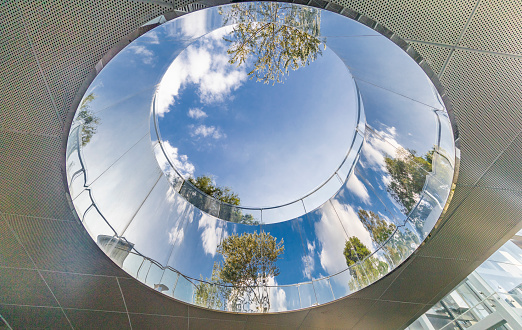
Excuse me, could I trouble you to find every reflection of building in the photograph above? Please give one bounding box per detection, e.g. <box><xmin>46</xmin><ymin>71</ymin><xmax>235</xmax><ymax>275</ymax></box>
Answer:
<box><xmin>1</xmin><ymin>0</ymin><xmax>521</xmax><ymax>329</ymax></box>
<box><xmin>96</xmin><ymin>235</ymin><xmax>134</xmax><ymax>268</ymax></box>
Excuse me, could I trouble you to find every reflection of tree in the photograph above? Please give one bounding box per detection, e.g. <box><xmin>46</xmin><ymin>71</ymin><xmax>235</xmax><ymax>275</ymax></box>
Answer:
<box><xmin>344</xmin><ymin>210</ymin><xmax>398</xmax><ymax>290</ymax></box>
<box><xmin>385</xmin><ymin>148</ymin><xmax>434</xmax><ymax>213</ymax></box>
<box><xmin>195</xmin><ymin>232</ymin><xmax>284</xmax><ymax>312</ymax></box>
<box><xmin>219</xmin><ymin>2</ymin><xmax>324</xmax><ymax>84</ymax></box>
<box><xmin>76</xmin><ymin>93</ymin><xmax>100</xmax><ymax>146</ymax></box>
<box><xmin>187</xmin><ymin>175</ymin><xmax>259</xmax><ymax>225</ymax></box>
<box><xmin>344</xmin><ymin>236</ymin><xmax>389</xmax><ymax>290</ymax></box>
<box><xmin>358</xmin><ymin>209</ymin><xmax>396</xmax><ymax>245</ymax></box>
<box><xmin>188</xmin><ymin>175</ymin><xmax>240</xmax><ymax>205</ymax></box>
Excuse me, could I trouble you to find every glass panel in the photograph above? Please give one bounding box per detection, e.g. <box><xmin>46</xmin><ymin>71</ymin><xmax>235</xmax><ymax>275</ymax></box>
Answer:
<box><xmin>313</xmin><ymin>278</ymin><xmax>334</xmax><ymax>305</ymax></box>
<box><xmin>82</xmin><ymin>208</ymin><xmax>116</xmax><ymax>241</ymax></box>
<box><xmin>87</xmin><ymin>136</ymin><xmax>164</xmax><ymax>235</ymax></box>
<box><xmin>122</xmin><ymin>252</ymin><xmax>145</xmax><ymax>278</ymax></box>
<box><xmin>262</xmin><ymin>217</ymin><xmax>307</xmax><ymax>285</ymax></box>
<box><xmin>144</xmin><ymin>262</ymin><xmax>164</xmax><ymax>289</ymax></box>
<box><xmin>298</xmin><ymin>282</ymin><xmax>317</xmax><ymax>308</ymax></box>
<box><xmin>136</xmin><ymin>259</ymin><xmax>152</xmax><ymax>282</ymax></box>
<box><xmin>329</xmin><ymin>269</ymin><xmax>356</xmax><ymax>299</ymax></box>
<box><xmin>436</xmin><ymin>111</ymin><xmax>456</xmax><ymax>160</ymax></box>
<box><xmin>300</xmin><ymin>204</ymin><xmax>350</xmax><ymax>278</ymax></box>
<box><xmin>262</xmin><ymin>200</ymin><xmax>306</xmax><ymax>224</ymax></box>
<box><xmin>72</xmin><ymin>190</ymin><xmax>94</xmax><ymax>221</ymax></box>
<box><xmin>327</xmin><ymin>35</ymin><xmax>443</xmax><ymax>109</ymax></box>
<box><xmin>267</xmin><ymin>285</ymin><xmax>301</xmax><ymax>312</ymax></box>
<box><xmin>407</xmin><ymin>191</ymin><xmax>440</xmax><ymax>240</ymax></box>
<box><xmin>152</xmin><ymin>142</ymin><xmax>184</xmax><ymax>191</ymax></box>
<box><xmin>193</xmin><ymin>278</ymin><xmax>226</xmax><ymax>310</ymax></box>
<box><xmin>218</xmin><ymin>204</ymin><xmax>261</xmax><ymax>225</ymax></box>
<box><xmin>157</xmin><ymin>268</ymin><xmax>179</xmax><ymax>297</ymax></box>
<box><xmin>336</xmin><ymin>131</ymin><xmax>364</xmax><ymax>180</ymax></box>
<box><xmin>80</xmin><ymin>90</ymin><xmax>155</xmax><ymax>186</ymax></box>
<box><xmin>173</xmin><ymin>275</ymin><xmax>196</xmax><ymax>304</ymax></box>
<box><xmin>356</xmin><ymin>80</ymin><xmax>440</xmax><ymax>159</ymax></box>
<box><xmin>302</xmin><ymin>175</ymin><xmax>342</xmax><ymax>213</ymax></box>
<box><xmin>120</xmin><ymin>178</ymin><xmax>189</xmax><ymax>266</ymax></box>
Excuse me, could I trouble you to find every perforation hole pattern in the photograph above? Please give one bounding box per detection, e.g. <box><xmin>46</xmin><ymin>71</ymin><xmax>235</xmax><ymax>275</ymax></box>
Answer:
<box><xmin>331</xmin><ymin>0</ymin><xmax>478</xmax><ymax>45</ymax></box>
<box><xmin>408</xmin><ymin>42</ymin><xmax>452</xmax><ymax>76</ymax></box>
<box><xmin>459</xmin><ymin>0</ymin><xmax>522</xmax><ymax>55</ymax></box>
<box><xmin>441</xmin><ymin>50</ymin><xmax>522</xmax><ymax>185</ymax></box>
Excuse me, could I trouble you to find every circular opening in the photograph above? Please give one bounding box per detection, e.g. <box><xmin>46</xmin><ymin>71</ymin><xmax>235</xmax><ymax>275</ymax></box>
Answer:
<box><xmin>155</xmin><ymin>25</ymin><xmax>359</xmax><ymax>208</ymax></box>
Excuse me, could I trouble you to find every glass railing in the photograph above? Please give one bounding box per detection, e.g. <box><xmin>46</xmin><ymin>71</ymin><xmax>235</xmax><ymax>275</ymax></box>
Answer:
<box><xmin>151</xmin><ymin>86</ymin><xmax>366</xmax><ymax>224</ymax></box>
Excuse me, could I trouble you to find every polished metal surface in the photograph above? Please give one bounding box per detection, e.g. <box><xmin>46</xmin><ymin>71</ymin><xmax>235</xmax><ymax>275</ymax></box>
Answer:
<box><xmin>1</xmin><ymin>0</ymin><xmax>521</xmax><ymax>328</ymax></box>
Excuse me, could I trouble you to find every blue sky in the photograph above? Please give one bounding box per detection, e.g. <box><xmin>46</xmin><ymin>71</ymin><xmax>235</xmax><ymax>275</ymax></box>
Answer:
<box><xmin>156</xmin><ymin>25</ymin><xmax>358</xmax><ymax>207</ymax></box>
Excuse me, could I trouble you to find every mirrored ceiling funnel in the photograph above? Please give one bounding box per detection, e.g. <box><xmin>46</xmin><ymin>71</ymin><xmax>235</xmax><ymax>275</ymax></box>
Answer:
<box><xmin>66</xmin><ymin>1</ymin><xmax>457</xmax><ymax>313</ymax></box>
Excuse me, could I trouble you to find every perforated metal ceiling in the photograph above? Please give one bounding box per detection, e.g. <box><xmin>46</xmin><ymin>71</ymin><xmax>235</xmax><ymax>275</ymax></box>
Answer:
<box><xmin>1</xmin><ymin>0</ymin><xmax>521</xmax><ymax>329</ymax></box>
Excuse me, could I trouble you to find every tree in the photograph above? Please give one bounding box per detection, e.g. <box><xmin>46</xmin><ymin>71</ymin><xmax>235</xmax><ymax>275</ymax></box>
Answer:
<box><xmin>186</xmin><ymin>175</ymin><xmax>260</xmax><ymax>225</ymax></box>
<box><xmin>385</xmin><ymin>148</ymin><xmax>434</xmax><ymax>213</ymax></box>
<box><xmin>219</xmin><ymin>2</ymin><xmax>324</xmax><ymax>84</ymax></box>
<box><xmin>344</xmin><ymin>236</ymin><xmax>370</xmax><ymax>267</ymax></box>
<box><xmin>357</xmin><ymin>209</ymin><xmax>396</xmax><ymax>245</ymax></box>
<box><xmin>194</xmin><ymin>231</ymin><xmax>284</xmax><ymax>312</ymax></box>
<box><xmin>188</xmin><ymin>175</ymin><xmax>240</xmax><ymax>205</ymax></box>
<box><xmin>75</xmin><ymin>93</ymin><xmax>100</xmax><ymax>146</ymax></box>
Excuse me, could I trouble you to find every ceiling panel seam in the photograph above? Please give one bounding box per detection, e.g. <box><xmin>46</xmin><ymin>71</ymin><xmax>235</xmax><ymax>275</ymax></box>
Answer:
<box><xmin>116</xmin><ymin>277</ymin><xmax>134</xmax><ymax>329</ymax></box>
<box><xmin>403</xmin><ymin>39</ymin><xmax>522</xmax><ymax>60</ymax></box>
<box><xmin>439</xmin><ymin>0</ymin><xmax>482</xmax><ymax>78</ymax></box>
<box><xmin>3</xmin><ymin>217</ymin><xmax>74</xmax><ymax>329</ymax></box>
<box><xmin>0</xmin><ymin>212</ymin><xmax>76</xmax><ymax>223</ymax></box>
<box><xmin>16</xmin><ymin>3</ymin><xmax>63</xmax><ymax>130</ymax></box>
<box><xmin>469</xmin><ymin>128</ymin><xmax>522</xmax><ymax>187</ymax></box>
<box><xmin>0</xmin><ymin>128</ymin><xmax>61</xmax><ymax>138</ymax></box>
<box><xmin>296</xmin><ymin>308</ymin><xmax>311</xmax><ymax>329</ymax></box>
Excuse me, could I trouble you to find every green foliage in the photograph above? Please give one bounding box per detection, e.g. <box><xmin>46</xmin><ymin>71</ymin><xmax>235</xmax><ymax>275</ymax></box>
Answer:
<box><xmin>194</xmin><ymin>231</ymin><xmax>284</xmax><ymax>312</ymax></box>
<box><xmin>357</xmin><ymin>209</ymin><xmax>396</xmax><ymax>245</ymax></box>
<box><xmin>187</xmin><ymin>175</ymin><xmax>260</xmax><ymax>225</ymax></box>
<box><xmin>76</xmin><ymin>93</ymin><xmax>100</xmax><ymax>146</ymax></box>
<box><xmin>384</xmin><ymin>148</ymin><xmax>434</xmax><ymax>213</ymax></box>
<box><xmin>219</xmin><ymin>2</ymin><xmax>324</xmax><ymax>84</ymax></box>
<box><xmin>188</xmin><ymin>175</ymin><xmax>240</xmax><ymax>206</ymax></box>
<box><xmin>343</xmin><ymin>236</ymin><xmax>371</xmax><ymax>267</ymax></box>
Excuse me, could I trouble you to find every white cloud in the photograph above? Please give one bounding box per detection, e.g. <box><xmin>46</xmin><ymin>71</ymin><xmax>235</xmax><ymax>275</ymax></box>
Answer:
<box><xmin>331</xmin><ymin>200</ymin><xmax>373</xmax><ymax>249</ymax></box>
<box><xmin>302</xmin><ymin>241</ymin><xmax>316</xmax><ymax>280</ymax></box>
<box><xmin>154</xmin><ymin>140</ymin><xmax>195</xmax><ymax>179</ymax></box>
<box><xmin>191</xmin><ymin>124</ymin><xmax>225</xmax><ymax>139</ymax></box>
<box><xmin>168</xmin><ymin>226</ymin><xmax>184</xmax><ymax>246</ymax></box>
<box><xmin>127</xmin><ymin>45</ymin><xmax>154</xmax><ymax>65</ymax></box>
<box><xmin>155</xmin><ymin>30</ymin><xmax>248</xmax><ymax>117</ymax></box>
<box><xmin>198</xmin><ymin>214</ymin><xmax>226</xmax><ymax>257</ymax></box>
<box><xmin>346</xmin><ymin>173</ymin><xmax>370</xmax><ymax>204</ymax></box>
<box><xmin>187</xmin><ymin>107</ymin><xmax>207</xmax><ymax>119</ymax></box>
<box><xmin>267</xmin><ymin>277</ymin><xmax>287</xmax><ymax>312</ymax></box>
<box><xmin>180</xmin><ymin>9</ymin><xmax>208</xmax><ymax>39</ymax></box>
<box><xmin>362</xmin><ymin>125</ymin><xmax>402</xmax><ymax>171</ymax></box>
<box><xmin>144</xmin><ymin>30</ymin><xmax>160</xmax><ymax>44</ymax></box>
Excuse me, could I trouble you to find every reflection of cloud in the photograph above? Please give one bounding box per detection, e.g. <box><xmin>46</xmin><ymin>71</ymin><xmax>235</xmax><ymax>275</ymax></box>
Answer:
<box><xmin>154</xmin><ymin>140</ymin><xmax>195</xmax><ymax>178</ymax></box>
<box><xmin>188</xmin><ymin>107</ymin><xmax>207</xmax><ymax>119</ymax></box>
<box><xmin>198</xmin><ymin>214</ymin><xmax>226</xmax><ymax>257</ymax></box>
<box><xmin>267</xmin><ymin>277</ymin><xmax>287</xmax><ymax>312</ymax></box>
<box><xmin>180</xmin><ymin>9</ymin><xmax>208</xmax><ymax>38</ymax></box>
<box><xmin>314</xmin><ymin>204</ymin><xmax>349</xmax><ymax>275</ymax></box>
<box><xmin>168</xmin><ymin>226</ymin><xmax>184</xmax><ymax>246</ymax></box>
<box><xmin>144</xmin><ymin>30</ymin><xmax>159</xmax><ymax>44</ymax></box>
<box><xmin>156</xmin><ymin>28</ymin><xmax>248</xmax><ymax>116</ymax></box>
<box><xmin>362</xmin><ymin>125</ymin><xmax>401</xmax><ymax>171</ymax></box>
<box><xmin>127</xmin><ymin>45</ymin><xmax>154</xmax><ymax>65</ymax></box>
<box><xmin>346</xmin><ymin>173</ymin><xmax>370</xmax><ymax>204</ymax></box>
<box><xmin>191</xmin><ymin>124</ymin><xmax>225</xmax><ymax>139</ymax></box>
<box><xmin>331</xmin><ymin>199</ymin><xmax>373</xmax><ymax>249</ymax></box>
<box><xmin>302</xmin><ymin>241</ymin><xmax>315</xmax><ymax>280</ymax></box>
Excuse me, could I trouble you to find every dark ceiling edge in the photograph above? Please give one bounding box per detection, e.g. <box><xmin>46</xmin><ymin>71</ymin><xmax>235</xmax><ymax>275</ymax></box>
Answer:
<box><xmin>55</xmin><ymin>0</ymin><xmax>464</xmax><ymax>321</ymax></box>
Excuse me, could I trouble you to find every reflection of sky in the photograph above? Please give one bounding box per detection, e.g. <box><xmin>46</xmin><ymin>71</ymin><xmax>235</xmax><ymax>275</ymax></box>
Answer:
<box><xmin>66</xmin><ymin>2</ymin><xmax>456</xmax><ymax>309</ymax></box>
<box><xmin>156</xmin><ymin>26</ymin><xmax>358</xmax><ymax>207</ymax></box>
